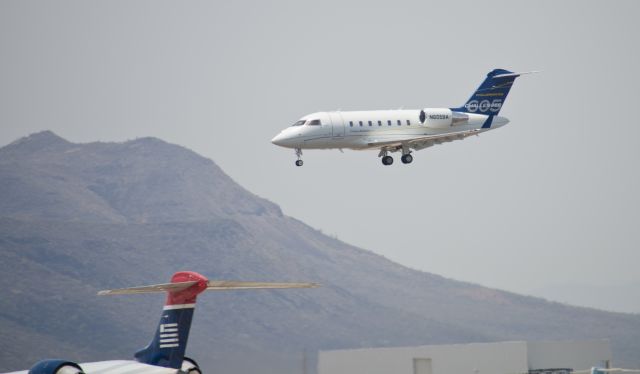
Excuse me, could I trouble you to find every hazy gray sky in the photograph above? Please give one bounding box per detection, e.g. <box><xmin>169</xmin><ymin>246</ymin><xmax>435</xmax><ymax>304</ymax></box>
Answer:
<box><xmin>2</xmin><ymin>1</ymin><xmax>639</xmax><ymax>312</ymax></box>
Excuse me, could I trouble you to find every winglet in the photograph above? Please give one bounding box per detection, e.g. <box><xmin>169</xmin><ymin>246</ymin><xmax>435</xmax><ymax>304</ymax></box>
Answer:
<box><xmin>492</xmin><ymin>70</ymin><xmax>541</xmax><ymax>78</ymax></box>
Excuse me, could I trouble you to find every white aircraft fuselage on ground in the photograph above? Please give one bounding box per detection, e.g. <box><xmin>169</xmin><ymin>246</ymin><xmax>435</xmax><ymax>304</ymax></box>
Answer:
<box><xmin>271</xmin><ymin>68</ymin><xmax>535</xmax><ymax>166</ymax></box>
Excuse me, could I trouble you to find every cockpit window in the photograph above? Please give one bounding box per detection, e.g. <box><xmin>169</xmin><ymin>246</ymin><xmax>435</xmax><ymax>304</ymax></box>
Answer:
<box><xmin>292</xmin><ymin>120</ymin><xmax>306</xmax><ymax>126</ymax></box>
<box><xmin>307</xmin><ymin>119</ymin><xmax>321</xmax><ymax>126</ymax></box>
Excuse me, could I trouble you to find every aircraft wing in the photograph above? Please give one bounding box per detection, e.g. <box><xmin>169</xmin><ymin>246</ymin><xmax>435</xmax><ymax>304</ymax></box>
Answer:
<box><xmin>367</xmin><ymin>128</ymin><xmax>483</xmax><ymax>151</ymax></box>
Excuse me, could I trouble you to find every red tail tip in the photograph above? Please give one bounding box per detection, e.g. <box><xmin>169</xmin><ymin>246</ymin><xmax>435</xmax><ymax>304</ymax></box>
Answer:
<box><xmin>166</xmin><ymin>271</ymin><xmax>209</xmax><ymax>306</ymax></box>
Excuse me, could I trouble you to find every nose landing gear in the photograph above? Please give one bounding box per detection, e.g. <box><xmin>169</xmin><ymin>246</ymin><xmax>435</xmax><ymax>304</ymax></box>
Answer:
<box><xmin>295</xmin><ymin>148</ymin><xmax>303</xmax><ymax>167</ymax></box>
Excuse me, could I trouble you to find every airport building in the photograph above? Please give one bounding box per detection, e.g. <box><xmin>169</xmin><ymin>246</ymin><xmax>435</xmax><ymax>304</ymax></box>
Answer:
<box><xmin>318</xmin><ymin>339</ymin><xmax>611</xmax><ymax>374</ymax></box>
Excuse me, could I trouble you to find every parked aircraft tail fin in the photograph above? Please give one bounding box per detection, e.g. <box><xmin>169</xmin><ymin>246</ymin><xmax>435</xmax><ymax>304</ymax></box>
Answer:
<box><xmin>98</xmin><ymin>271</ymin><xmax>318</xmax><ymax>369</ymax></box>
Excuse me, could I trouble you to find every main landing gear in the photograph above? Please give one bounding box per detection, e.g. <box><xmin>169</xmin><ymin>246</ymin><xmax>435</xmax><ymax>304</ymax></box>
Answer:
<box><xmin>379</xmin><ymin>149</ymin><xmax>394</xmax><ymax>166</ymax></box>
<box><xmin>401</xmin><ymin>154</ymin><xmax>413</xmax><ymax>164</ymax></box>
<box><xmin>400</xmin><ymin>145</ymin><xmax>413</xmax><ymax>164</ymax></box>
<box><xmin>295</xmin><ymin>148</ymin><xmax>303</xmax><ymax>167</ymax></box>
<box><xmin>379</xmin><ymin>148</ymin><xmax>413</xmax><ymax>166</ymax></box>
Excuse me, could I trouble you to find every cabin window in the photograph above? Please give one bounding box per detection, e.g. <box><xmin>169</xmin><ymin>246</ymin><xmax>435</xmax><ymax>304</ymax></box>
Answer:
<box><xmin>359</xmin><ymin>121</ymin><xmax>363</xmax><ymax>127</ymax></box>
<box><xmin>307</xmin><ymin>119</ymin><xmax>321</xmax><ymax>126</ymax></box>
<box><xmin>378</xmin><ymin>120</ymin><xmax>382</xmax><ymax>126</ymax></box>
<box><xmin>349</xmin><ymin>121</ymin><xmax>353</xmax><ymax>127</ymax></box>
<box><xmin>387</xmin><ymin>120</ymin><xmax>392</xmax><ymax>126</ymax></box>
<box><xmin>397</xmin><ymin>120</ymin><xmax>401</xmax><ymax>126</ymax></box>
<box><xmin>292</xmin><ymin>120</ymin><xmax>305</xmax><ymax>126</ymax></box>
<box><xmin>368</xmin><ymin>121</ymin><xmax>372</xmax><ymax>126</ymax></box>
<box><xmin>406</xmin><ymin>120</ymin><xmax>411</xmax><ymax>126</ymax></box>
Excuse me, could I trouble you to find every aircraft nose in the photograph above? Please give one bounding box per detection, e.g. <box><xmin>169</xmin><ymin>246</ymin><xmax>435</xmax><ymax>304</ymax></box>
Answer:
<box><xmin>271</xmin><ymin>133</ymin><xmax>286</xmax><ymax>146</ymax></box>
<box><xmin>272</xmin><ymin>129</ymin><xmax>302</xmax><ymax>148</ymax></box>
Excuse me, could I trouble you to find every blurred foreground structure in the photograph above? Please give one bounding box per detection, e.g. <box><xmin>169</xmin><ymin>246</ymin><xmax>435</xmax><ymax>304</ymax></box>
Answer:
<box><xmin>319</xmin><ymin>340</ymin><xmax>611</xmax><ymax>374</ymax></box>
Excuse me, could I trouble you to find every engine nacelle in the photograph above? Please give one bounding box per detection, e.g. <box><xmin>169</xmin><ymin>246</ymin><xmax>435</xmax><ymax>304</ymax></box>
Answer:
<box><xmin>419</xmin><ymin>108</ymin><xmax>453</xmax><ymax>128</ymax></box>
<box><xmin>28</xmin><ymin>360</ymin><xmax>84</xmax><ymax>374</ymax></box>
<box><xmin>181</xmin><ymin>357</ymin><xmax>202</xmax><ymax>374</ymax></box>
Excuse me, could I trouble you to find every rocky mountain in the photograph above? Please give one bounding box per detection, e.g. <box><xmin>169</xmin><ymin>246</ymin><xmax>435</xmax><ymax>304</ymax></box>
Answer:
<box><xmin>1</xmin><ymin>131</ymin><xmax>638</xmax><ymax>373</ymax></box>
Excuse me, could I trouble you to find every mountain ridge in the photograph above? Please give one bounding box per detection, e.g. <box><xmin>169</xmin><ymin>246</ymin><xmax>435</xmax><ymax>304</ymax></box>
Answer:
<box><xmin>0</xmin><ymin>131</ymin><xmax>282</xmax><ymax>224</ymax></box>
<box><xmin>1</xmin><ymin>131</ymin><xmax>638</xmax><ymax>373</ymax></box>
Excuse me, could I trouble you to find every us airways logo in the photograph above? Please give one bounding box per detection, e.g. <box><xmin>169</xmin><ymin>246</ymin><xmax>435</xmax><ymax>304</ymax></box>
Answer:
<box><xmin>159</xmin><ymin>323</ymin><xmax>179</xmax><ymax>348</ymax></box>
<box><xmin>465</xmin><ymin>99</ymin><xmax>502</xmax><ymax>113</ymax></box>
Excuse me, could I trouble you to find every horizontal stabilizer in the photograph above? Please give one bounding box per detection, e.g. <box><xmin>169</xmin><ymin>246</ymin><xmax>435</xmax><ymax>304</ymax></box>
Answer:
<box><xmin>98</xmin><ymin>281</ymin><xmax>198</xmax><ymax>295</ymax></box>
<box><xmin>98</xmin><ymin>280</ymin><xmax>319</xmax><ymax>295</ymax></box>
<box><xmin>206</xmin><ymin>281</ymin><xmax>319</xmax><ymax>290</ymax></box>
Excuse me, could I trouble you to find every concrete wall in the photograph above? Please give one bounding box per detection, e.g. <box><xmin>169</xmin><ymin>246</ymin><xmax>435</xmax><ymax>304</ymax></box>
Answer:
<box><xmin>527</xmin><ymin>340</ymin><xmax>612</xmax><ymax>371</ymax></box>
<box><xmin>318</xmin><ymin>340</ymin><xmax>612</xmax><ymax>374</ymax></box>
<box><xmin>319</xmin><ymin>341</ymin><xmax>528</xmax><ymax>374</ymax></box>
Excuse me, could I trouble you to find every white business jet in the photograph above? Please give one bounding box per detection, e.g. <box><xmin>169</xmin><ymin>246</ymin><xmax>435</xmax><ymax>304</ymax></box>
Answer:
<box><xmin>272</xmin><ymin>68</ymin><xmax>535</xmax><ymax>166</ymax></box>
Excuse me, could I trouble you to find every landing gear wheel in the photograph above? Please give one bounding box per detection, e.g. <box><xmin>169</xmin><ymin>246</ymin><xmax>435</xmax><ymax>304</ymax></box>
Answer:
<box><xmin>294</xmin><ymin>148</ymin><xmax>303</xmax><ymax>167</ymax></box>
<box><xmin>401</xmin><ymin>154</ymin><xmax>413</xmax><ymax>164</ymax></box>
<box><xmin>382</xmin><ymin>156</ymin><xmax>394</xmax><ymax>165</ymax></box>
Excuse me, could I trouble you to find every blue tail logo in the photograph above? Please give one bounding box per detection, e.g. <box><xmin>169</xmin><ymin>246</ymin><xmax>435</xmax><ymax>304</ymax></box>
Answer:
<box><xmin>134</xmin><ymin>306</ymin><xmax>196</xmax><ymax>368</ymax></box>
<box><xmin>453</xmin><ymin>68</ymin><xmax>526</xmax><ymax>115</ymax></box>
